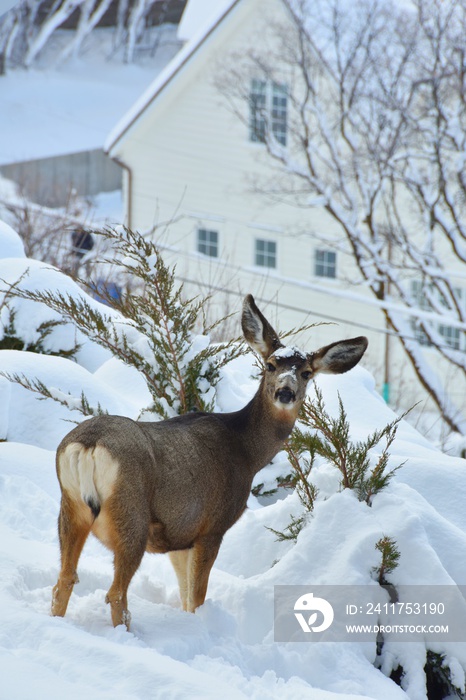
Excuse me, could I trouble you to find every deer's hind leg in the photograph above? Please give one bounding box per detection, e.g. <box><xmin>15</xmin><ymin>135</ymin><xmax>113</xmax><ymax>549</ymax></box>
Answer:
<box><xmin>51</xmin><ymin>491</ymin><xmax>93</xmax><ymax>618</ymax></box>
<box><xmin>103</xmin><ymin>496</ymin><xmax>149</xmax><ymax>630</ymax></box>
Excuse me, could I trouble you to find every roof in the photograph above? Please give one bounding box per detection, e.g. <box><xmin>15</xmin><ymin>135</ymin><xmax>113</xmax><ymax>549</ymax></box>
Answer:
<box><xmin>0</xmin><ymin>0</ymin><xmax>17</xmax><ymax>20</ymax></box>
<box><xmin>0</xmin><ymin>25</ymin><xmax>180</xmax><ymax>165</ymax></box>
<box><xmin>104</xmin><ymin>0</ymin><xmax>240</xmax><ymax>155</ymax></box>
<box><xmin>177</xmin><ymin>0</ymin><xmax>233</xmax><ymax>42</ymax></box>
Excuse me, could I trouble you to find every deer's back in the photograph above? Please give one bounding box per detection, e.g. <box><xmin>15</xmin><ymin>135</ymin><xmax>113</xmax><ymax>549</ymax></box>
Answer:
<box><xmin>57</xmin><ymin>413</ymin><xmax>254</xmax><ymax>549</ymax></box>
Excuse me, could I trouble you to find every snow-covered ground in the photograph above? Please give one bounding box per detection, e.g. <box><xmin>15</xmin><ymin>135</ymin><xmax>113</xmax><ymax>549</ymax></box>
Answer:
<box><xmin>1</xmin><ymin>221</ymin><xmax>466</xmax><ymax>700</ymax></box>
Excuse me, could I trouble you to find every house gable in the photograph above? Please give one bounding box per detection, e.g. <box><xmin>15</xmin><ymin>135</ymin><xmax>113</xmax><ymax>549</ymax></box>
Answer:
<box><xmin>105</xmin><ymin>0</ymin><xmax>242</xmax><ymax>156</ymax></box>
<box><xmin>105</xmin><ymin>0</ymin><xmax>295</xmax><ymax>235</ymax></box>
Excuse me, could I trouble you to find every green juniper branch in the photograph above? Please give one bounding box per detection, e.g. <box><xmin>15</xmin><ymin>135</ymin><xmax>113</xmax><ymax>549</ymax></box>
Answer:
<box><xmin>1</xmin><ymin>226</ymin><xmax>244</xmax><ymax>419</ymax></box>
<box><xmin>297</xmin><ymin>386</ymin><xmax>406</xmax><ymax>505</ymax></box>
<box><xmin>271</xmin><ymin>387</ymin><xmax>408</xmax><ymax>543</ymax></box>
<box><xmin>373</xmin><ymin>536</ymin><xmax>401</xmax><ymax>586</ymax></box>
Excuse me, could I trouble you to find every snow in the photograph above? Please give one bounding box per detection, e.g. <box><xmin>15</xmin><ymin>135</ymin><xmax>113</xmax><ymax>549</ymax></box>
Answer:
<box><xmin>273</xmin><ymin>345</ymin><xmax>306</xmax><ymax>360</ymax></box>
<box><xmin>0</xmin><ymin>220</ymin><xmax>25</xmax><ymax>258</ymax></box>
<box><xmin>177</xmin><ymin>0</ymin><xmax>236</xmax><ymax>43</ymax></box>
<box><xmin>2</xmin><ymin>220</ymin><xmax>466</xmax><ymax>699</ymax></box>
<box><xmin>0</xmin><ymin>26</ymin><xmax>181</xmax><ymax>164</ymax></box>
<box><xmin>0</xmin><ymin>0</ymin><xmax>16</xmax><ymax>16</ymax></box>
<box><xmin>0</xmin><ymin>255</ymin><xmax>118</xmax><ymax>364</ymax></box>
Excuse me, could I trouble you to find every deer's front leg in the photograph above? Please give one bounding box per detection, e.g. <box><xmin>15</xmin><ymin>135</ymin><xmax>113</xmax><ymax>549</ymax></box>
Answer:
<box><xmin>186</xmin><ymin>534</ymin><xmax>222</xmax><ymax>612</ymax></box>
<box><xmin>169</xmin><ymin>549</ymin><xmax>190</xmax><ymax>611</ymax></box>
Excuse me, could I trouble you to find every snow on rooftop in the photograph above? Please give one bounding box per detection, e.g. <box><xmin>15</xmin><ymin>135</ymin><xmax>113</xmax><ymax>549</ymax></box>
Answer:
<box><xmin>177</xmin><ymin>0</ymin><xmax>236</xmax><ymax>42</ymax></box>
<box><xmin>0</xmin><ymin>26</ymin><xmax>181</xmax><ymax>165</ymax></box>
<box><xmin>0</xmin><ymin>0</ymin><xmax>16</xmax><ymax>17</ymax></box>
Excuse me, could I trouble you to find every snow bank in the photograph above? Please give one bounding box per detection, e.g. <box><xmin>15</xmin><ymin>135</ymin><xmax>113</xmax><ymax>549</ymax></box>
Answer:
<box><xmin>0</xmin><ymin>219</ymin><xmax>25</xmax><ymax>258</ymax></box>
<box><xmin>0</xmin><ymin>257</ymin><xmax>82</xmax><ymax>354</ymax></box>
<box><xmin>0</xmin><ymin>350</ymin><xmax>138</xmax><ymax>449</ymax></box>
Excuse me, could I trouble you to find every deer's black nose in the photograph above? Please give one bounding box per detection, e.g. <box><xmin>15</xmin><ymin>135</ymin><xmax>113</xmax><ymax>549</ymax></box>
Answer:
<box><xmin>275</xmin><ymin>387</ymin><xmax>296</xmax><ymax>404</ymax></box>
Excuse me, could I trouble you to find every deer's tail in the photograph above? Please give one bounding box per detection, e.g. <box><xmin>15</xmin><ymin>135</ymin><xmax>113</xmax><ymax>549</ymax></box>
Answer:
<box><xmin>57</xmin><ymin>443</ymin><xmax>119</xmax><ymax>519</ymax></box>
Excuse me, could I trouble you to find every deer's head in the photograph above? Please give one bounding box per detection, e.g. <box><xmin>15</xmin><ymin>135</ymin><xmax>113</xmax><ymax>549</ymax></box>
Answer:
<box><xmin>241</xmin><ymin>294</ymin><xmax>368</xmax><ymax>419</ymax></box>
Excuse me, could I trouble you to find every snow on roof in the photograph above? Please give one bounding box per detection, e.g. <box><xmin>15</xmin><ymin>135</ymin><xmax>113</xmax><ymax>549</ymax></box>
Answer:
<box><xmin>0</xmin><ymin>26</ymin><xmax>180</xmax><ymax>165</ymax></box>
<box><xmin>177</xmin><ymin>0</ymin><xmax>235</xmax><ymax>42</ymax></box>
<box><xmin>0</xmin><ymin>0</ymin><xmax>17</xmax><ymax>17</ymax></box>
<box><xmin>105</xmin><ymin>0</ymin><xmax>240</xmax><ymax>155</ymax></box>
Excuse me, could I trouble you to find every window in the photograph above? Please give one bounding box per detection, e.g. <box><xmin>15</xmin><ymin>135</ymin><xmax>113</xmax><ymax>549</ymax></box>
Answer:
<box><xmin>410</xmin><ymin>280</ymin><xmax>431</xmax><ymax>346</ymax></box>
<box><xmin>255</xmin><ymin>239</ymin><xmax>276</xmax><ymax>268</ymax></box>
<box><xmin>439</xmin><ymin>324</ymin><xmax>461</xmax><ymax>350</ymax></box>
<box><xmin>439</xmin><ymin>288</ymin><xmax>462</xmax><ymax>349</ymax></box>
<box><xmin>249</xmin><ymin>79</ymin><xmax>266</xmax><ymax>144</ymax></box>
<box><xmin>271</xmin><ymin>82</ymin><xmax>287</xmax><ymax>146</ymax></box>
<box><xmin>197</xmin><ymin>228</ymin><xmax>218</xmax><ymax>258</ymax></box>
<box><xmin>249</xmin><ymin>79</ymin><xmax>288</xmax><ymax>146</ymax></box>
<box><xmin>314</xmin><ymin>249</ymin><xmax>337</xmax><ymax>279</ymax></box>
<box><xmin>411</xmin><ymin>280</ymin><xmax>464</xmax><ymax>349</ymax></box>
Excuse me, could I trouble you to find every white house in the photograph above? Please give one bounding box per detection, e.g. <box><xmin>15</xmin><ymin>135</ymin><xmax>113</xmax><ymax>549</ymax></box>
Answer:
<box><xmin>105</xmin><ymin>0</ymin><xmax>466</xmax><ymax>439</ymax></box>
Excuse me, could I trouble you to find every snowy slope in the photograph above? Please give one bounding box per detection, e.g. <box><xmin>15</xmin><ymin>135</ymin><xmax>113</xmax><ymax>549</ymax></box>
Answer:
<box><xmin>1</xmin><ymin>222</ymin><xmax>466</xmax><ymax>699</ymax></box>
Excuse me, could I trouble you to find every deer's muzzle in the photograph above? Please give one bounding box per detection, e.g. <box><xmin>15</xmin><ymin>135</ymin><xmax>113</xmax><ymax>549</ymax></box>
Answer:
<box><xmin>275</xmin><ymin>387</ymin><xmax>296</xmax><ymax>404</ymax></box>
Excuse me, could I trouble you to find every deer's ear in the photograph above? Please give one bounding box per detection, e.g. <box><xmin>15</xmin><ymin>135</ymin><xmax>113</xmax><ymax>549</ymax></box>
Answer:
<box><xmin>242</xmin><ymin>294</ymin><xmax>283</xmax><ymax>361</ymax></box>
<box><xmin>309</xmin><ymin>336</ymin><xmax>368</xmax><ymax>375</ymax></box>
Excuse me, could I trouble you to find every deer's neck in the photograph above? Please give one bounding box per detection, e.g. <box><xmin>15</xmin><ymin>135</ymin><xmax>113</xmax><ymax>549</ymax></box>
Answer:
<box><xmin>234</xmin><ymin>387</ymin><xmax>300</xmax><ymax>476</ymax></box>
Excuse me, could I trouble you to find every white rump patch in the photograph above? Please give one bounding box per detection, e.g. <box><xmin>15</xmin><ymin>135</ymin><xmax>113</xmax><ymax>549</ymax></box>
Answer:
<box><xmin>59</xmin><ymin>443</ymin><xmax>119</xmax><ymax>506</ymax></box>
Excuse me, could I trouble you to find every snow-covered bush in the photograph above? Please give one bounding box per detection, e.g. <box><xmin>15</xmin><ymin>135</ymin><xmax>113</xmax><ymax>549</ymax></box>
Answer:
<box><xmin>0</xmin><ymin>225</ymin><xmax>83</xmax><ymax>360</ymax></box>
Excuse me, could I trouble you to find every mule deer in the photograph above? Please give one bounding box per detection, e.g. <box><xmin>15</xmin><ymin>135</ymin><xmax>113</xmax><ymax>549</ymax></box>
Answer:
<box><xmin>51</xmin><ymin>295</ymin><xmax>367</xmax><ymax>629</ymax></box>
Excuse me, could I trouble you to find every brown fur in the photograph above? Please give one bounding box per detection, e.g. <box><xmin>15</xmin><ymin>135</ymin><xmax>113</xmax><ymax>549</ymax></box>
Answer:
<box><xmin>51</xmin><ymin>294</ymin><xmax>368</xmax><ymax>629</ymax></box>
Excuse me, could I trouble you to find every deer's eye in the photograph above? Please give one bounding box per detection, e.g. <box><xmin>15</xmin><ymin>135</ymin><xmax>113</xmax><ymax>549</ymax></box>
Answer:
<box><xmin>266</xmin><ymin>363</ymin><xmax>276</xmax><ymax>372</ymax></box>
<box><xmin>301</xmin><ymin>370</ymin><xmax>312</xmax><ymax>380</ymax></box>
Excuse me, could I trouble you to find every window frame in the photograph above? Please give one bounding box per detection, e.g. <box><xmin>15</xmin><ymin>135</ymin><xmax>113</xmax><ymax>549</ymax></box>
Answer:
<box><xmin>249</xmin><ymin>79</ymin><xmax>288</xmax><ymax>147</ymax></box>
<box><xmin>314</xmin><ymin>249</ymin><xmax>337</xmax><ymax>279</ymax></box>
<box><xmin>197</xmin><ymin>228</ymin><xmax>219</xmax><ymax>258</ymax></box>
<box><xmin>411</xmin><ymin>280</ymin><xmax>464</xmax><ymax>350</ymax></box>
<box><xmin>255</xmin><ymin>238</ymin><xmax>277</xmax><ymax>269</ymax></box>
